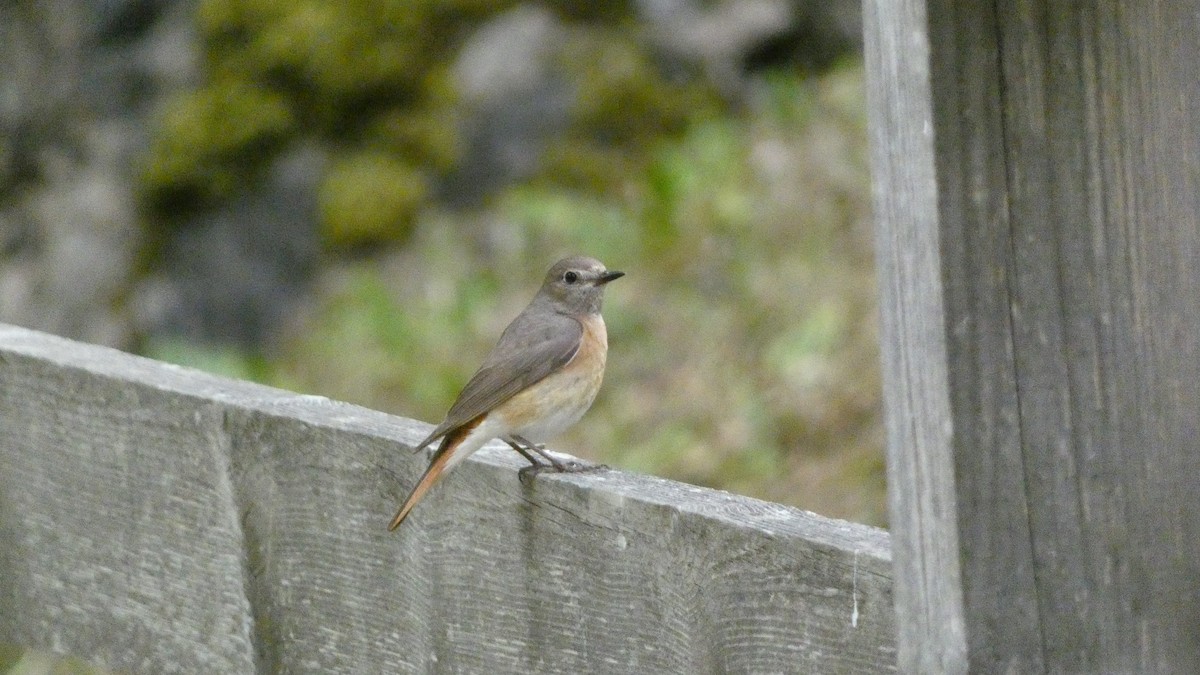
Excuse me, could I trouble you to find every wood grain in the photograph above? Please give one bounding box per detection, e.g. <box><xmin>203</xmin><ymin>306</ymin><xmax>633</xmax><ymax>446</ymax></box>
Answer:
<box><xmin>867</xmin><ymin>0</ymin><xmax>1200</xmax><ymax>671</ymax></box>
<box><xmin>0</xmin><ymin>324</ymin><xmax>895</xmax><ymax>673</ymax></box>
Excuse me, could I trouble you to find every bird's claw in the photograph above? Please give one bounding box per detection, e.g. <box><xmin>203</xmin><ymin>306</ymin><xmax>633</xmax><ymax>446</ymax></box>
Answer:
<box><xmin>518</xmin><ymin>463</ymin><xmax>547</xmax><ymax>485</ymax></box>
<box><xmin>518</xmin><ymin>459</ymin><xmax>606</xmax><ymax>485</ymax></box>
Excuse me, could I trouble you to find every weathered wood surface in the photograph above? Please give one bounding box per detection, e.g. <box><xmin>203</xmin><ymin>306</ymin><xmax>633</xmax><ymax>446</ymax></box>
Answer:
<box><xmin>0</xmin><ymin>324</ymin><xmax>895</xmax><ymax>673</ymax></box>
<box><xmin>866</xmin><ymin>0</ymin><xmax>1200</xmax><ymax>672</ymax></box>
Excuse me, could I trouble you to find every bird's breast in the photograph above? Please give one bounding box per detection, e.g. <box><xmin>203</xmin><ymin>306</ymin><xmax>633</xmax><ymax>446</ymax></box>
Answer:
<box><xmin>495</xmin><ymin>313</ymin><xmax>608</xmax><ymax>442</ymax></box>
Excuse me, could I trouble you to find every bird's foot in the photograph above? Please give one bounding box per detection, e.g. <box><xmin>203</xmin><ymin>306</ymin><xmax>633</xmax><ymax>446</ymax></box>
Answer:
<box><xmin>508</xmin><ymin>436</ymin><xmax>606</xmax><ymax>484</ymax></box>
<box><xmin>518</xmin><ymin>458</ymin><xmax>607</xmax><ymax>485</ymax></box>
<box><xmin>553</xmin><ymin>459</ymin><xmax>607</xmax><ymax>473</ymax></box>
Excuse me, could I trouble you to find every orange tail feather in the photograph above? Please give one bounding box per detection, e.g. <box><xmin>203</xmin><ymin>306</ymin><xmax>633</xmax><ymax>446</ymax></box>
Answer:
<box><xmin>387</xmin><ymin>448</ymin><xmax>453</xmax><ymax>531</ymax></box>
<box><xmin>388</xmin><ymin>418</ymin><xmax>482</xmax><ymax>531</ymax></box>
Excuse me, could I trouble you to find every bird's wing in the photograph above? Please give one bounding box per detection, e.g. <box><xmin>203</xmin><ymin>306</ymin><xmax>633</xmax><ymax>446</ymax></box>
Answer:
<box><xmin>412</xmin><ymin>308</ymin><xmax>582</xmax><ymax>451</ymax></box>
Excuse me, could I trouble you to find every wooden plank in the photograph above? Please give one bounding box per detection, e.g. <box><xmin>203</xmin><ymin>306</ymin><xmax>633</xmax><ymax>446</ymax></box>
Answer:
<box><xmin>0</xmin><ymin>324</ymin><xmax>896</xmax><ymax>673</ymax></box>
<box><xmin>863</xmin><ymin>1</ymin><xmax>976</xmax><ymax>672</ymax></box>
<box><xmin>998</xmin><ymin>3</ymin><xmax>1200</xmax><ymax>670</ymax></box>
<box><xmin>0</xmin><ymin>338</ymin><xmax>259</xmax><ymax>672</ymax></box>
<box><xmin>866</xmin><ymin>0</ymin><xmax>1200</xmax><ymax>671</ymax></box>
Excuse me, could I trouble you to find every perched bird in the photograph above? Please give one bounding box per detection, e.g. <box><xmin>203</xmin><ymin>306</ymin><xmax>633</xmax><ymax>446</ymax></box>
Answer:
<box><xmin>388</xmin><ymin>256</ymin><xmax>623</xmax><ymax>531</ymax></box>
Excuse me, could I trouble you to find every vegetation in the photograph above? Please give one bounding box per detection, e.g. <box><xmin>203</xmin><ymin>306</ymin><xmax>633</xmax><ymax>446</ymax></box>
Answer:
<box><xmin>140</xmin><ymin>0</ymin><xmax>719</xmax><ymax>246</ymax></box>
<box><xmin>138</xmin><ymin>0</ymin><xmax>884</xmax><ymax>526</ymax></box>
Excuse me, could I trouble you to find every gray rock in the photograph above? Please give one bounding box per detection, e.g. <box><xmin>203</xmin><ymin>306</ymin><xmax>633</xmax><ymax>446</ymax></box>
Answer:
<box><xmin>638</xmin><ymin>0</ymin><xmax>862</xmax><ymax>95</ymax></box>
<box><xmin>442</xmin><ymin>5</ymin><xmax>574</xmax><ymax>207</ymax></box>
<box><xmin>0</xmin><ymin>0</ymin><xmax>197</xmax><ymax>349</ymax></box>
<box><xmin>133</xmin><ymin>144</ymin><xmax>324</xmax><ymax>348</ymax></box>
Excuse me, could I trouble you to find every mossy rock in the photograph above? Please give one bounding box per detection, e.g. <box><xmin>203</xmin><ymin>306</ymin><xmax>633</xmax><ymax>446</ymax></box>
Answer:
<box><xmin>544</xmin><ymin>0</ymin><xmax>635</xmax><ymax>23</ymax></box>
<box><xmin>318</xmin><ymin>151</ymin><xmax>429</xmax><ymax>249</ymax></box>
<box><xmin>143</xmin><ymin>0</ymin><xmax>724</xmax><ymax>224</ymax></box>
<box><xmin>536</xmin><ymin>27</ymin><xmax>723</xmax><ymax>193</ymax></box>
<box><xmin>140</xmin><ymin>77</ymin><xmax>295</xmax><ymax>211</ymax></box>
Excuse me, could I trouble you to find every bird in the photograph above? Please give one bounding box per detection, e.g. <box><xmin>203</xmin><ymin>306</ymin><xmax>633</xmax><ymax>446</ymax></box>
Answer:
<box><xmin>388</xmin><ymin>255</ymin><xmax>623</xmax><ymax>531</ymax></box>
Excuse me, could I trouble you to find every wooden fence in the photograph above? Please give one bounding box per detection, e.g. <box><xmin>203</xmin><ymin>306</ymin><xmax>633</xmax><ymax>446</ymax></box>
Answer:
<box><xmin>866</xmin><ymin>0</ymin><xmax>1200</xmax><ymax>672</ymax></box>
<box><xmin>0</xmin><ymin>324</ymin><xmax>894</xmax><ymax>673</ymax></box>
<box><xmin>5</xmin><ymin>1</ymin><xmax>1200</xmax><ymax>673</ymax></box>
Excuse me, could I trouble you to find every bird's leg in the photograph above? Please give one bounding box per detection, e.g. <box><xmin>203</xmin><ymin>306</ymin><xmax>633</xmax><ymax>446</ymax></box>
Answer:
<box><xmin>510</xmin><ymin>435</ymin><xmax>576</xmax><ymax>473</ymax></box>
<box><xmin>510</xmin><ymin>435</ymin><xmax>609</xmax><ymax>480</ymax></box>
<box><xmin>498</xmin><ymin>439</ymin><xmax>556</xmax><ymax>486</ymax></box>
<box><xmin>504</xmin><ymin>439</ymin><xmax>547</xmax><ymax>470</ymax></box>
<box><xmin>503</xmin><ymin>438</ymin><xmax>556</xmax><ymax>485</ymax></box>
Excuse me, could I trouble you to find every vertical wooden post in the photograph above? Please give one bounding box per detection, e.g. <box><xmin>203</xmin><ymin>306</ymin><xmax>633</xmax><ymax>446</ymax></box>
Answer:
<box><xmin>865</xmin><ymin>0</ymin><xmax>1200</xmax><ymax>671</ymax></box>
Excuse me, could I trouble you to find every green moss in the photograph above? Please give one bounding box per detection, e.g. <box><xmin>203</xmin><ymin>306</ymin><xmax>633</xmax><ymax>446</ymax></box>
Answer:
<box><xmin>199</xmin><ymin>0</ymin><xmax>432</xmax><ymax>124</ymax></box>
<box><xmin>318</xmin><ymin>151</ymin><xmax>429</xmax><ymax>249</ymax></box>
<box><xmin>545</xmin><ymin>0</ymin><xmax>635</xmax><ymax>23</ymax></box>
<box><xmin>140</xmin><ymin>77</ymin><xmax>294</xmax><ymax>210</ymax></box>
<box><xmin>537</xmin><ymin>28</ymin><xmax>723</xmax><ymax>194</ymax></box>
<box><xmin>367</xmin><ymin>106</ymin><xmax>461</xmax><ymax>172</ymax></box>
<box><xmin>143</xmin><ymin>0</ymin><xmax>504</xmax><ymax>221</ymax></box>
<box><xmin>564</xmin><ymin>32</ymin><xmax>690</xmax><ymax>135</ymax></box>
<box><xmin>144</xmin><ymin>1</ymin><xmax>724</xmax><ymax>223</ymax></box>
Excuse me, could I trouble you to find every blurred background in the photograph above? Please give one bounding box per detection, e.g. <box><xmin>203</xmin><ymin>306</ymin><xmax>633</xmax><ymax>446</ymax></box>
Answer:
<box><xmin>0</xmin><ymin>0</ymin><xmax>884</xmax><ymax>527</ymax></box>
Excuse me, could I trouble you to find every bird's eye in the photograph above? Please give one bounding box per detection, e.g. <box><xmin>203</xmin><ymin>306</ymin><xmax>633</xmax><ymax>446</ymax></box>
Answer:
<box><xmin>563</xmin><ymin>271</ymin><xmax>579</xmax><ymax>284</ymax></box>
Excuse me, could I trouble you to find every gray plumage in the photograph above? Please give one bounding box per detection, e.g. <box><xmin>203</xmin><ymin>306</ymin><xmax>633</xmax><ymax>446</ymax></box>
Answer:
<box><xmin>412</xmin><ymin>256</ymin><xmax>622</xmax><ymax>452</ymax></box>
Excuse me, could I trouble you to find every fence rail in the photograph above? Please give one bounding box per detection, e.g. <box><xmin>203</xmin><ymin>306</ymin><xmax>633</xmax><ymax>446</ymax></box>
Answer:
<box><xmin>0</xmin><ymin>324</ymin><xmax>894</xmax><ymax>673</ymax></box>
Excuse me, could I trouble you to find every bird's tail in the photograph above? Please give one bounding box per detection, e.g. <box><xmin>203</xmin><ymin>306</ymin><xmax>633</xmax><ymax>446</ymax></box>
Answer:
<box><xmin>388</xmin><ymin>417</ymin><xmax>483</xmax><ymax>531</ymax></box>
<box><xmin>387</xmin><ymin>447</ymin><xmax>452</xmax><ymax>531</ymax></box>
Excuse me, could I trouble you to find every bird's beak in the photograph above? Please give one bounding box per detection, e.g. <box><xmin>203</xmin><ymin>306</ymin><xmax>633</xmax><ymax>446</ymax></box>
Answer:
<box><xmin>597</xmin><ymin>270</ymin><xmax>625</xmax><ymax>285</ymax></box>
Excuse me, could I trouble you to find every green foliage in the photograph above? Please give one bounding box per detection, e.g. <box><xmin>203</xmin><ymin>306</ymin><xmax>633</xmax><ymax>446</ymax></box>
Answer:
<box><xmin>276</xmin><ymin>252</ymin><xmax>503</xmax><ymax>421</ymax></box>
<box><xmin>141</xmin><ymin>0</ymin><xmax>719</xmax><ymax>250</ymax></box>
<box><xmin>499</xmin><ymin>188</ymin><xmax>642</xmax><ymax>265</ymax></box>
<box><xmin>143</xmin><ymin>336</ymin><xmax>273</xmax><ymax>383</ymax></box>
<box><xmin>134</xmin><ymin>0</ymin><xmax>882</xmax><ymax>523</ymax></box>
<box><xmin>538</xmin><ymin>28</ymin><xmax>721</xmax><ymax>193</ymax></box>
<box><xmin>642</xmin><ymin>119</ymin><xmax>754</xmax><ymax>264</ymax></box>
